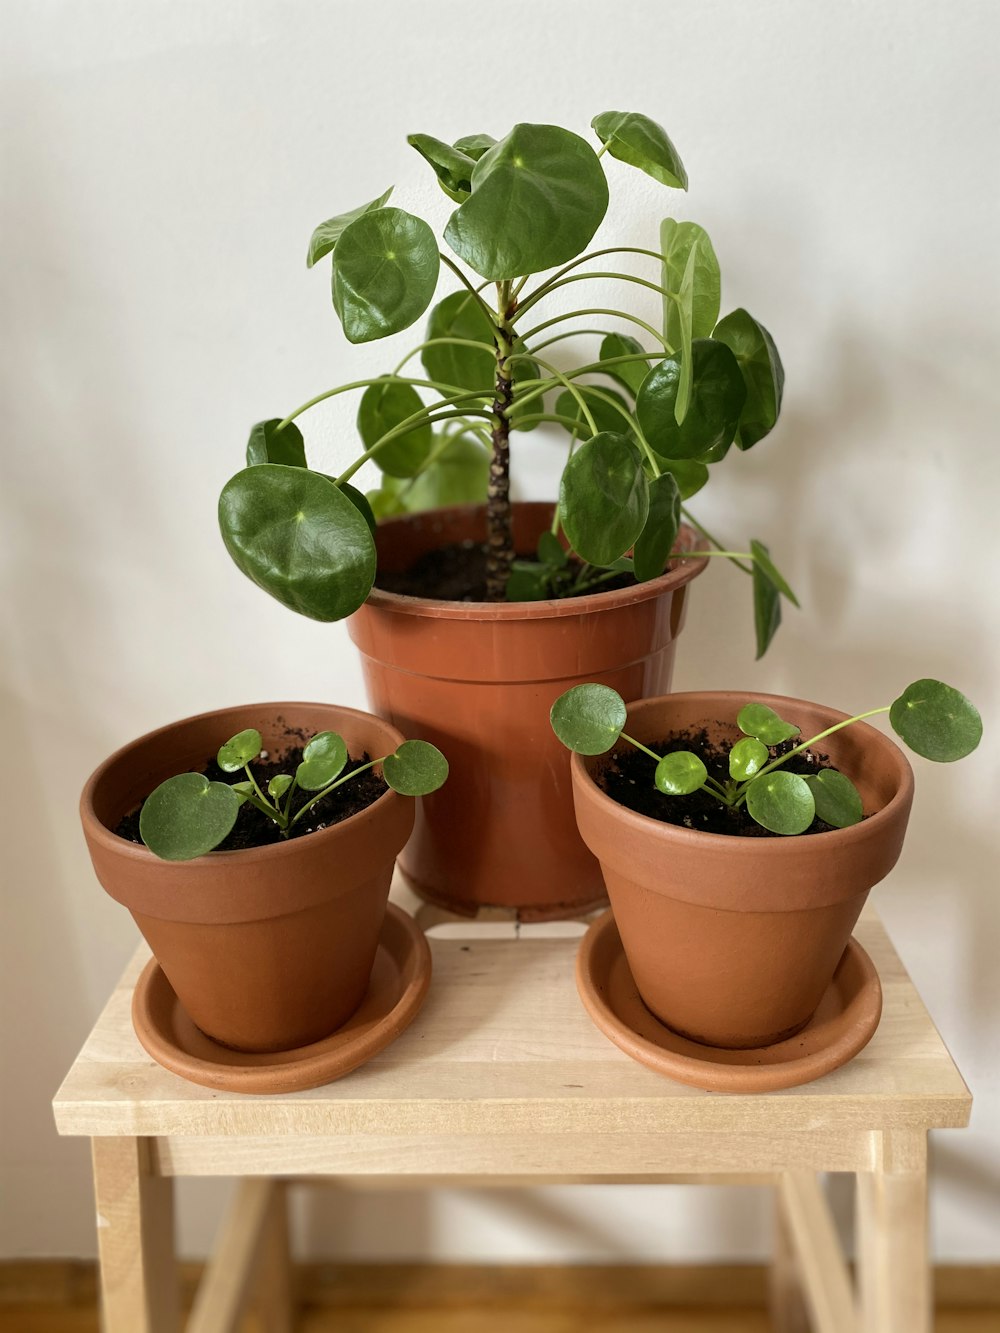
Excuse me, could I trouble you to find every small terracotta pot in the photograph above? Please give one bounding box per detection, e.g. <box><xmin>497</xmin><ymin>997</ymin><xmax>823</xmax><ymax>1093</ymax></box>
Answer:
<box><xmin>348</xmin><ymin>502</ymin><xmax>708</xmax><ymax>920</ymax></box>
<box><xmin>80</xmin><ymin>703</ymin><xmax>414</xmax><ymax>1053</ymax></box>
<box><xmin>571</xmin><ymin>692</ymin><xmax>914</xmax><ymax>1048</ymax></box>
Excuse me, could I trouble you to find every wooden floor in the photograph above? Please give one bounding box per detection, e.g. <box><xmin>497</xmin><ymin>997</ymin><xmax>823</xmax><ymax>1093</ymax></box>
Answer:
<box><xmin>2</xmin><ymin>1262</ymin><xmax>998</xmax><ymax>1332</ymax></box>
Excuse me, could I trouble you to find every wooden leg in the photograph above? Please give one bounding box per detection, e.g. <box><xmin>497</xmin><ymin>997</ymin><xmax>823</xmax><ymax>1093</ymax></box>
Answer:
<box><xmin>770</xmin><ymin>1181</ymin><xmax>811</xmax><ymax>1333</ymax></box>
<box><xmin>253</xmin><ymin>1181</ymin><xmax>295</xmax><ymax>1333</ymax></box>
<box><xmin>188</xmin><ymin>1179</ymin><xmax>294</xmax><ymax>1333</ymax></box>
<box><xmin>91</xmin><ymin>1136</ymin><xmax>179</xmax><ymax>1333</ymax></box>
<box><xmin>856</xmin><ymin>1130</ymin><xmax>930</xmax><ymax>1333</ymax></box>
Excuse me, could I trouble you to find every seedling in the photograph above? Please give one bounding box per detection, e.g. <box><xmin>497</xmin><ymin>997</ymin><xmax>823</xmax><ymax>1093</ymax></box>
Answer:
<box><xmin>550</xmin><ymin>680</ymin><xmax>981</xmax><ymax>836</ymax></box>
<box><xmin>219</xmin><ymin>111</ymin><xmax>794</xmax><ymax>656</ymax></box>
<box><xmin>139</xmin><ymin>728</ymin><xmax>448</xmax><ymax>861</ymax></box>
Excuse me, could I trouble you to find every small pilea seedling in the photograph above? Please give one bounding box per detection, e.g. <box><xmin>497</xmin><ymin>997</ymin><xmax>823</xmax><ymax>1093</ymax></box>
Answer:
<box><xmin>138</xmin><ymin>728</ymin><xmax>448</xmax><ymax>861</ymax></box>
<box><xmin>550</xmin><ymin>679</ymin><xmax>982</xmax><ymax>836</ymax></box>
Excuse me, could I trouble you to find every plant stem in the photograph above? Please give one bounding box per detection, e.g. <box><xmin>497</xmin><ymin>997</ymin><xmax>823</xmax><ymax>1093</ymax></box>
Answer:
<box><xmin>508</xmin><ymin>352</ymin><xmax>598</xmax><ymax>436</ymax></box>
<box><xmin>276</xmin><ymin>375</ymin><xmax>481</xmax><ymax>431</ymax></box>
<box><xmin>486</xmin><ymin>279</ymin><xmax>516</xmax><ymax>600</ymax></box>
<box><xmin>517</xmin><ymin>308</ymin><xmax>670</xmax><ymax>351</ymax></box>
<box><xmin>620</xmin><ymin>731</ymin><xmax>664</xmax><ymax>763</ymax></box>
<box><xmin>289</xmin><ymin>757</ymin><xmax>381</xmax><ymax>828</ymax></box>
<box><xmin>438</xmin><ymin>254</ymin><xmax>499</xmax><ymax>327</ymax></box>
<box><xmin>393</xmin><ymin>337</ymin><xmax>496</xmax><ymax>379</ymax></box>
<box><xmin>513</xmin><ymin>270</ymin><xmax>678</xmax><ymax>322</ymax></box>
<box><xmin>517</xmin><ymin>245</ymin><xmax>676</xmax><ymax>310</ymax></box>
<box><xmin>243</xmin><ymin>765</ymin><xmax>281</xmax><ymax>823</ymax></box>
<box><xmin>732</xmin><ymin>708</ymin><xmax>893</xmax><ymax>809</ymax></box>
<box><xmin>336</xmin><ymin>398</ymin><xmax>494</xmax><ymax>486</ymax></box>
<box><xmin>681</xmin><ymin>508</ymin><xmax>753</xmax><ymax>576</ymax></box>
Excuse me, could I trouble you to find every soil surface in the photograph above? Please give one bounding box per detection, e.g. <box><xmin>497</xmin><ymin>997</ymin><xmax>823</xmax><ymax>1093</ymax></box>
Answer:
<box><xmin>375</xmin><ymin>540</ymin><xmax>637</xmax><ymax>601</ymax></box>
<box><xmin>598</xmin><ymin>729</ymin><xmax>842</xmax><ymax>837</ymax></box>
<box><xmin>115</xmin><ymin>738</ymin><xmax>388</xmax><ymax>851</ymax></box>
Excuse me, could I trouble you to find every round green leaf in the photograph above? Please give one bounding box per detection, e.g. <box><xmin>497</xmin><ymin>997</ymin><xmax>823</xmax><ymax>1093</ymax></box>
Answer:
<box><xmin>654</xmin><ymin>751</ymin><xmax>707</xmax><ymax>795</ymax></box>
<box><xmin>550</xmin><ymin>683</ymin><xmax>627</xmax><ymax>755</ymax></box>
<box><xmin>559</xmin><ymin>432</ymin><xmax>649</xmax><ymax>567</ymax></box>
<box><xmin>268</xmin><ymin>773</ymin><xmax>293</xmax><ymax>801</ymax></box>
<box><xmin>632</xmin><ymin>472</ymin><xmax>681</xmax><ymax>583</ymax></box>
<box><xmin>657</xmin><ymin>457</ymin><xmax>709</xmax><ymax>500</ymax></box>
<box><xmin>405</xmin><ymin>433</ymin><xmax>490</xmax><ymax>510</ymax></box>
<box><xmin>332</xmin><ymin>207</ymin><xmax>440</xmax><ymax>344</ymax></box>
<box><xmin>555</xmin><ymin>387</ymin><xmax>631</xmax><ymax>439</ymax></box>
<box><xmin>358</xmin><ymin>378</ymin><xmax>434</xmax><ymax>478</ymax></box>
<box><xmin>444</xmin><ymin>123</ymin><xmax>609</xmax><ymax>281</ymax></box>
<box><xmin>805</xmin><ymin>770</ymin><xmax>864</xmax><ymax>828</ymax></box>
<box><xmin>382</xmin><ymin>739</ymin><xmax>449</xmax><ymax>796</ymax></box>
<box><xmin>217</xmin><ymin>729</ymin><xmax>262</xmax><ymax>773</ymax></box>
<box><xmin>737</xmin><ymin>703</ymin><xmax>801</xmax><ymax>745</ymax></box>
<box><xmin>297</xmin><ymin>731</ymin><xmax>349</xmax><ymax>791</ymax></box>
<box><xmin>598</xmin><ymin>333</ymin><xmax>650</xmax><ymax>396</ymax></box>
<box><xmin>306</xmin><ymin>187</ymin><xmax>393</xmax><ymax>268</ymax></box>
<box><xmin>407</xmin><ymin>134</ymin><xmax>476</xmax><ymax>202</ymax></box>
<box><xmin>219</xmin><ymin>464</ymin><xmax>376</xmax><ymax>622</ymax></box>
<box><xmin>745</xmin><ymin>771</ymin><xmax>816</xmax><ymax>836</ymax></box>
<box><xmin>636</xmin><ymin>340</ymin><xmax>747</xmax><ymax>461</ymax></box>
<box><xmin>338</xmin><ymin>481</ymin><xmax>377</xmax><ymax>534</ymax></box>
<box><xmin>660</xmin><ymin>219</ymin><xmax>720</xmax><ymax>352</ymax></box>
<box><xmin>454</xmin><ymin>133</ymin><xmax>497</xmax><ymax>161</ymax></box>
<box><xmin>139</xmin><ymin>773</ymin><xmax>242</xmax><ymax>862</ymax></box>
<box><xmin>591</xmin><ymin>111</ymin><xmax>687</xmax><ymax>190</ymax></box>
<box><xmin>713</xmin><ymin>308</ymin><xmax>785</xmax><ymax>449</ymax></box>
<box><xmin>421</xmin><ymin>291</ymin><xmax>496</xmax><ymax>394</ymax></box>
<box><xmin>246</xmin><ymin>419</ymin><xmax>307</xmax><ymax>469</ymax></box>
<box><xmin>729</xmin><ymin>737</ymin><xmax>768</xmax><ymax>781</ymax></box>
<box><xmin>889</xmin><ymin>680</ymin><xmax>983</xmax><ymax>762</ymax></box>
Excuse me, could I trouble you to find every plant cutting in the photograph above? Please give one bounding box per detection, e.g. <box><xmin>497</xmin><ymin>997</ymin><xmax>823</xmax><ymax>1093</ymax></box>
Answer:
<box><xmin>216</xmin><ymin>111</ymin><xmax>793</xmax><ymax>918</ymax></box>
<box><xmin>81</xmin><ymin>703</ymin><xmax>440</xmax><ymax>1054</ymax></box>
<box><xmin>139</xmin><ymin>725</ymin><xmax>447</xmax><ymax>860</ymax></box>
<box><xmin>550</xmin><ymin>682</ymin><xmax>980</xmax><ymax>1059</ymax></box>
<box><xmin>551</xmin><ymin>678</ymin><xmax>981</xmax><ymax>835</ymax></box>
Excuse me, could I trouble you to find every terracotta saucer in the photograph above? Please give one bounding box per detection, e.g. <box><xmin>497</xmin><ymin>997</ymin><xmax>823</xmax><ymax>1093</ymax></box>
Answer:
<box><xmin>576</xmin><ymin>911</ymin><xmax>882</xmax><ymax>1093</ymax></box>
<box><xmin>131</xmin><ymin>903</ymin><xmax>431</xmax><ymax>1094</ymax></box>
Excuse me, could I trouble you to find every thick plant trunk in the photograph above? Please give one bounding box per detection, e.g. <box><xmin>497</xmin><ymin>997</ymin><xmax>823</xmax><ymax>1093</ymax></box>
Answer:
<box><xmin>485</xmin><ymin>353</ymin><xmax>513</xmax><ymax>600</ymax></box>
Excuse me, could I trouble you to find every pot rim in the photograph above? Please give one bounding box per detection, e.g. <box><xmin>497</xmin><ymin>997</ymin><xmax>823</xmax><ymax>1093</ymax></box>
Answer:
<box><xmin>571</xmin><ymin>689</ymin><xmax>915</xmax><ymax>854</ymax></box>
<box><xmin>359</xmin><ymin>503</ymin><xmax>710</xmax><ymax>621</ymax></box>
<box><xmin>80</xmin><ymin>700</ymin><xmax>407</xmax><ymax>867</ymax></box>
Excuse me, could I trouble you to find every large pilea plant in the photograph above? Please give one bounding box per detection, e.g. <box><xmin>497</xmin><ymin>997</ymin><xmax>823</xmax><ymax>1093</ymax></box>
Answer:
<box><xmin>219</xmin><ymin>113</ymin><xmax>792</xmax><ymax>655</ymax></box>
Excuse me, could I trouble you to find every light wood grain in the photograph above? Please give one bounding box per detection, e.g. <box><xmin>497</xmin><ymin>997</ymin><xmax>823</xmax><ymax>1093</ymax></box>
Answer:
<box><xmin>857</xmin><ymin>1129</ymin><xmax>931</xmax><ymax>1333</ymax></box>
<box><xmin>779</xmin><ymin>1173</ymin><xmax>856</xmax><ymax>1333</ymax></box>
<box><xmin>187</xmin><ymin>1179</ymin><xmax>289</xmax><ymax>1333</ymax></box>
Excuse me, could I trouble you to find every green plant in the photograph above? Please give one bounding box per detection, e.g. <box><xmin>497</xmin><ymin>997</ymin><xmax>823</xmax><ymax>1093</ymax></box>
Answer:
<box><xmin>139</xmin><ymin>728</ymin><xmax>448</xmax><ymax>861</ymax></box>
<box><xmin>219</xmin><ymin>112</ymin><xmax>793</xmax><ymax>655</ymax></box>
<box><xmin>550</xmin><ymin>680</ymin><xmax>982</xmax><ymax>835</ymax></box>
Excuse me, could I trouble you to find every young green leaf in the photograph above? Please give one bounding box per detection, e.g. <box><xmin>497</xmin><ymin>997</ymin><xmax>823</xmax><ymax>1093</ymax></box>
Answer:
<box><xmin>737</xmin><ymin>703</ymin><xmax>800</xmax><ymax>745</ymax></box>
<box><xmin>729</xmin><ymin>737</ymin><xmax>768</xmax><ymax>781</ymax></box>
<box><xmin>751</xmin><ymin>540</ymin><xmax>782</xmax><ymax>659</ymax></box>
<box><xmin>559</xmin><ymin>432</ymin><xmax>649</xmax><ymax>567</ymax></box>
<box><xmin>453</xmin><ymin>133</ymin><xmax>497</xmax><ymax>160</ymax></box>
<box><xmin>598</xmin><ymin>333</ymin><xmax>650</xmax><ymax>396</ymax></box>
<box><xmin>139</xmin><ymin>773</ymin><xmax>242</xmax><ymax>862</ymax></box>
<box><xmin>332</xmin><ymin>207</ymin><xmax>440</xmax><ymax>344</ymax></box>
<box><xmin>246</xmin><ymin>419</ymin><xmax>307</xmax><ymax>469</ymax></box>
<box><xmin>306</xmin><ymin>187</ymin><xmax>393</xmax><ymax>268</ymax></box>
<box><xmin>421</xmin><ymin>291</ymin><xmax>496</xmax><ymax>394</ymax></box>
<box><xmin>444</xmin><ymin>123</ymin><xmax>609</xmax><ymax>281</ymax></box>
<box><xmin>591</xmin><ymin>112</ymin><xmax>687</xmax><ymax>189</ymax></box>
<box><xmin>268</xmin><ymin>774</ymin><xmax>293</xmax><ymax>801</ymax></box>
<box><xmin>403</xmin><ymin>434</ymin><xmax>490</xmax><ymax>510</ymax></box>
<box><xmin>407</xmin><ymin>134</ymin><xmax>476</xmax><ymax>202</ymax></box>
<box><xmin>745</xmin><ymin>771</ymin><xmax>816</xmax><ymax>835</ymax></box>
<box><xmin>219</xmin><ymin>464</ymin><xmax>377</xmax><ymax>622</ymax></box>
<box><xmin>889</xmin><ymin>680</ymin><xmax>983</xmax><ymax>762</ymax></box>
<box><xmin>537</xmin><ymin>530</ymin><xmax>569</xmax><ymax>568</ymax></box>
<box><xmin>296</xmin><ymin>731</ymin><xmax>349</xmax><ymax>791</ymax></box>
<box><xmin>357</xmin><ymin>378</ymin><xmax>434</xmax><ymax>478</ymax></box>
<box><xmin>550</xmin><ymin>683</ymin><xmax>628</xmax><ymax>755</ymax></box>
<box><xmin>636</xmin><ymin>341</ymin><xmax>746</xmax><ymax>461</ymax></box>
<box><xmin>654</xmin><ymin>751</ymin><xmax>707</xmax><ymax>795</ymax></box>
<box><xmin>712</xmin><ymin>308</ymin><xmax>785</xmax><ymax>449</ymax></box>
<box><xmin>632</xmin><ymin>472</ymin><xmax>681</xmax><ymax>583</ymax></box>
<box><xmin>660</xmin><ymin>220</ymin><xmax>720</xmax><ymax>363</ymax></box>
<box><xmin>217</xmin><ymin>729</ymin><xmax>263</xmax><ymax>772</ymax></box>
<box><xmin>750</xmin><ymin>539</ymin><xmax>799</xmax><ymax>607</ymax></box>
<box><xmin>506</xmin><ymin>560</ymin><xmax>556</xmax><ymax>602</ymax></box>
<box><xmin>805</xmin><ymin>770</ymin><xmax>864</xmax><ymax>828</ymax></box>
<box><xmin>382</xmin><ymin>739</ymin><xmax>449</xmax><ymax>796</ymax></box>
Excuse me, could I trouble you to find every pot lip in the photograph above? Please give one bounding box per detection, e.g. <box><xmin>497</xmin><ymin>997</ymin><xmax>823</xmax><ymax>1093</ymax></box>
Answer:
<box><xmin>80</xmin><ymin>700</ymin><xmax>407</xmax><ymax>867</ymax></box>
<box><xmin>357</xmin><ymin>503</ymin><xmax>710</xmax><ymax>621</ymax></box>
<box><xmin>571</xmin><ymin>689</ymin><xmax>915</xmax><ymax>853</ymax></box>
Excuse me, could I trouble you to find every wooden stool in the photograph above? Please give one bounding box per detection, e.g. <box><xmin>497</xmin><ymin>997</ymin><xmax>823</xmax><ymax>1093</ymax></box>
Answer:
<box><xmin>52</xmin><ymin>885</ymin><xmax>971</xmax><ymax>1333</ymax></box>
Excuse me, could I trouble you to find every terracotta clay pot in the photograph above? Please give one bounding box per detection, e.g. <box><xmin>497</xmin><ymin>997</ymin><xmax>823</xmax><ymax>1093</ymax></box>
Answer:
<box><xmin>80</xmin><ymin>703</ymin><xmax>414</xmax><ymax>1053</ymax></box>
<box><xmin>571</xmin><ymin>692</ymin><xmax>915</xmax><ymax>1048</ymax></box>
<box><xmin>348</xmin><ymin>503</ymin><xmax>708</xmax><ymax>920</ymax></box>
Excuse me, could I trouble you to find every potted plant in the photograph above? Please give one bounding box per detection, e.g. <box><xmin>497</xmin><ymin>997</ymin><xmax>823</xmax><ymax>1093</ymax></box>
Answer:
<box><xmin>551</xmin><ymin>678</ymin><xmax>981</xmax><ymax>1062</ymax></box>
<box><xmin>80</xmin><ymin>702</ymin><xmax>447</xmax><ymax>1055</ymax></box>
<box><xmin>216</xmin><ymin>112</ymin><xmax>793</xmax><ymax>917</ymax></box>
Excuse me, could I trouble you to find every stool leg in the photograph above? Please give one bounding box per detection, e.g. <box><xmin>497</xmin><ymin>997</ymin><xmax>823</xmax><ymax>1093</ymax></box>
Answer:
<box><xmin>91</xmin><ymin>1136</ymin><xmax>179</xmax><ymax>1333</ymax></box>
<box><xmin>770</xmin><ymin>1181</ymin><xmax>810</xmax><ymax>1333</ymax></box>
<box><xmin>254</xmin><ymin>1181</ymin><xmax>295</xmax><ymax>1333</ymax></box>
<box><xmin>856</xmin><ymin>1130</ymin><xmax>930</xmax><ymax>1333</ymax></box>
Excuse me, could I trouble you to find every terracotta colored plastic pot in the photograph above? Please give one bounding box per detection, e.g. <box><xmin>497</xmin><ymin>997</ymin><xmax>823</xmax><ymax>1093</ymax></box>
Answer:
<box><xmin>571</xmin><ymin>692</ymin><xmax>915</xmax><ymax>1048</ymax></box>
<box><xmin>348</xmin><ymin>503</ymin><xmax>708</xmax><ymax>920</ymax></box>
<box><xmin>80</xmin><ymin>703</ymin><xmax>414</xmax><ymax>1053</ymax></box>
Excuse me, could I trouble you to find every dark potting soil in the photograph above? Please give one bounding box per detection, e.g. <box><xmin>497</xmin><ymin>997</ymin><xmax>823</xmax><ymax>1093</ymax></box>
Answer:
<box><xmin>598</xmin><ymin>730</ymin><xmax>843</xmax><ymax>838</ymax></box>
<box><xmin>375</xmin><ymin>540</ymin><xmax>637</xmax><ymax>601</ymax></box>
<box><xmin>114</xmin><ymin>740</ymin><xmax>388</xmax><ymax>851</ymax></box>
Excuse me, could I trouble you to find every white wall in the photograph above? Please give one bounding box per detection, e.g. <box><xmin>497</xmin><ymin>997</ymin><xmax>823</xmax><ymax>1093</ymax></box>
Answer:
<box><xmin>2</xmin><ymin>0</ymin><xmax>997</xmax><ymax>1263</ymax></box>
